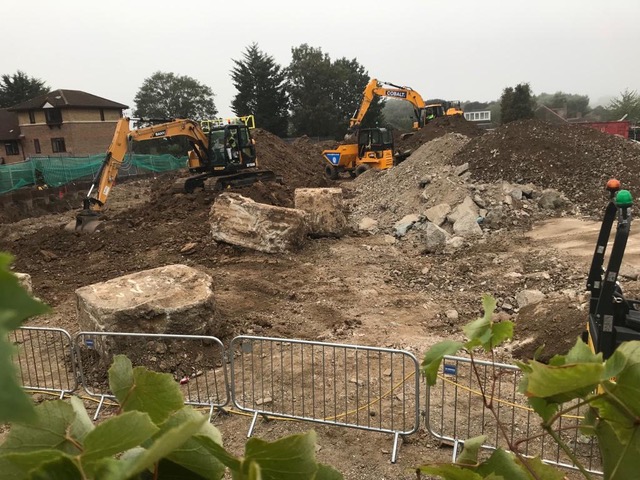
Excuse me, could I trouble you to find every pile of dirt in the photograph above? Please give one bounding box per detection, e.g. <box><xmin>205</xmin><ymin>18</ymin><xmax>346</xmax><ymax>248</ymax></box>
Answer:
<box><xmin>395</xmin><ymin>115</ymin><xmax>484</xmax><ymax>152</ymax></box>
<box><xmin>452</xmin><ymin>120</ymin><xmax>640</xmax><ymax>216</ymax></box>
<box><xmin>346</xmin><ymin>133</ymin><xmax>471</xmax><ymax>229</ymax></box>
<box><xmin>251</xmin><ymin>129</ymin><xmax>329</xmax><ymax>191</ymax></box>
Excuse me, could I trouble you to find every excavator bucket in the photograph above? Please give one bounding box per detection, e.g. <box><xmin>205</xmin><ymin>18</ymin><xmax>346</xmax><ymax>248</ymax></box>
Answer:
<box><xmin>64</xmin><ymin>212</ymin><xmax>103</xmax><ymax>233</ymax></box>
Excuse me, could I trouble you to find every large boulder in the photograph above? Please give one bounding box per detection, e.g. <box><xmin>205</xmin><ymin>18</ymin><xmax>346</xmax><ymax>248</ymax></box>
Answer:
<box><xmin>294</xmin><ymin>188</ymin><xmax>346</xmax><ymax>237</ymax></box>
<box><xmin>453</xmin><ymin>213</ymin><xmax>483</xmax><ymax>237</ymax></box>
<box><xmin>75</xmin><ymin>264</ymin><xmax>218</xmax><ymax>336</ymax></box>
<box><xmin>210</xmin><ymin>193</ymin><xmax>308</xmax><ymax>253</ymax></box>
<box><xmin>424</xmin><ymin>203</ymin><xmax>451</xmax><ymax>227</ymax></box>
<box><xmin>413</xmin><ymin>221</ymin><xmax>451</xmax><ymax>253</ymax></box>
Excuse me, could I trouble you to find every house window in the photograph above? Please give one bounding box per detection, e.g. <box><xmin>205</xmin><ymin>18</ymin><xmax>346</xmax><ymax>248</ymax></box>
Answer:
<box><xmin>100</xmin><ymin>109</ymin><xmax>105</xmax><ymax>121</ymax></box>
<box><xmin>29</xmin><ymin>110</ymin><xmax>36</xmax><ymax>124</ymax></box>
<box><xmin>51</xmin><ymin>137</ymin><xmax>66</xmax><ymax>153</ymax></box>
<box><xmin>34</xmin><ymin>139</ymin><xmax>41</xmax><ymax>154</ymax></box>
<box><xmin>45</xmin><ymin>108</ymin><xmax>63</xmax><ymax>125</ymax></box>
<box><xmin>5</xmin><ymin>142</ymin><xmax>20</xmax><ymax>155</ymax></box>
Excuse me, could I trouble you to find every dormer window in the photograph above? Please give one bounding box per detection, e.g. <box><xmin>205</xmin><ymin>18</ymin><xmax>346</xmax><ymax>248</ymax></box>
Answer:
<box><xmin>45</xmin><ymin>108</ymin><xmax>62</xmax><ymax>125</ymax></box>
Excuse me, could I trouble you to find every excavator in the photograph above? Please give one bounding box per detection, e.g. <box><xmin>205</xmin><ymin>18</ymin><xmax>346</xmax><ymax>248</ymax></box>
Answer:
<box><xmin>322</xmin><ymin>78</ymin><xmax>453</xmax><ymax>179</ymax></box>
<box><xmin>584</xmin><ymin>179</ymin><xmax>640</xmax><ymax>358</ymax></box>
<box><xmin>69</xmin><ymin>116</ymin><xmax>277</xmax><ymax>232</ymax></box>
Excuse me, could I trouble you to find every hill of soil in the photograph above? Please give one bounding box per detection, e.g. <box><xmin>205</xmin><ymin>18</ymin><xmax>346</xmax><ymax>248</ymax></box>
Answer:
<box><xmin>452</xmin><ymin>120</ymin><xmax>640</xmax><ymax>216</ymax></box>
<box><xmin>395</xmin><ymin>115</ymin><xmax>483</xmax><ymax>152</ymax></box>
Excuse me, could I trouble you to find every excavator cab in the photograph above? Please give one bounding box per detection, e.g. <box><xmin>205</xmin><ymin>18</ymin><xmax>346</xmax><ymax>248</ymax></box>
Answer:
<box><xmin>199</xmin><ymin>124</ymin><xmax>257</xmax><ymax>173</ymax></box>
<box><xmin>322</xmin><ymin>127</ymin><xmax>394</xmax><ymax>179</ymax></box>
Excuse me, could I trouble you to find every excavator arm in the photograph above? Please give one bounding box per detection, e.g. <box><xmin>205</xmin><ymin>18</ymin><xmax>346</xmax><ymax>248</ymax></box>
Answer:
<box><xmin>70</xmin><ymin>117</ymin><xmax>210</xmax><ymax>232</ymax></box>
<box><xmin>349</xmin><ymin>79</ymin><xmax>427</xmax><ymax>130</ymax></box>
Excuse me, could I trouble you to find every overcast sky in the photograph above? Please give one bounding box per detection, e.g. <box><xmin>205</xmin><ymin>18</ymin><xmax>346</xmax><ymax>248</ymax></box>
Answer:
<box><xmin>4</xmin><ymin>0</ymin><xmax>639</xmax><ymax>118</ymax></box>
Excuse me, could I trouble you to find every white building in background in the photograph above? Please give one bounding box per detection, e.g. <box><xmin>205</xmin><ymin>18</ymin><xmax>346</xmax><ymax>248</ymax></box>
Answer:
<box><xmin>464</xmin><ymin>111</ymin><xmax>491</xmax><ymax>122</ymax></box>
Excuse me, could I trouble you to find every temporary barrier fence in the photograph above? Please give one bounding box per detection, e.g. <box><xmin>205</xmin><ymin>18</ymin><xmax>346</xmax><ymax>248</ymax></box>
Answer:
<box><xmin>74</xmin><ymin>332</ymin><xmax>228</xmax><ymax>420</ymax></box>
<box><xmin>425</xmin><ymin>355</ymin><xmax>603</xmax><ymax>475</ymax></box>
<box><xmin>229</xmin><ymin>335</ymin><xmax>420</xmax><ymax>463</ymax></box>
<box><xmin>9</xmin><ymin>327</ymin><xmax>77</xmax><ymax>397</ymax></box>
<box><xmin>10</xmin><ymin>328</ymin><xmax>605</xmax><ymax>473</ymax></box>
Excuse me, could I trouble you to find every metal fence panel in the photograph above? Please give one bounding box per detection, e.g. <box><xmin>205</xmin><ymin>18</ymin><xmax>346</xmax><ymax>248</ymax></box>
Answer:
<box><xmin>230</xmin><ymin>336</ymin><xmax>420</xmax><ymax>462</ymax></box>
<box><xmin>74</xmin><ymin>332</ymin><xmax>229</xmax><ymax>417</ymax></box>
<box><xmin>11</xmin><ymin>327</ymin><xmax>77</xmax><ymax>396</ymax></box>
<box><xmin>425</xmin><ymin>355</ymin><xmax>603</xmax><ymax>475</ymax></box>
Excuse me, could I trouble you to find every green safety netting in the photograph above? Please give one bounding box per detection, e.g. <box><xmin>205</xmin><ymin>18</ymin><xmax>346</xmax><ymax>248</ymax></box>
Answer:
<box><xmin>0</xmin><ymin>154</ymin><xmax>188</xmax><ymax>194</ymax></box>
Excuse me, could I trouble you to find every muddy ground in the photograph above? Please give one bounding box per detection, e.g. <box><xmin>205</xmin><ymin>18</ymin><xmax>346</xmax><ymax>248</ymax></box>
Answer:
<box><xmin>2</xmin><ymin>118</ymin><xmax>640</xmax><ymax>478</ymax></box>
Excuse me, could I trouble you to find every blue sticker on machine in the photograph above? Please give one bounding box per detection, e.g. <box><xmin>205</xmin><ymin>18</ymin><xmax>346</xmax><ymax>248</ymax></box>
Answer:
<box><xmin>325</xmin><ymin>153</ymin><xmax>341</xmax><ymax>165</ymax></box>
<box><xmin>443</xmin><ymin>364</ymin><xmax>457</xmax><ymax>375</ymax></box>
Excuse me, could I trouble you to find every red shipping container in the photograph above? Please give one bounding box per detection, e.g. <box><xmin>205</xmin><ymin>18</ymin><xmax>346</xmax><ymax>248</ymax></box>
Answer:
<box><xmin>580</xmin><ymin>121</ymin><xmax>630</xmax><ymax>138</ymax></box>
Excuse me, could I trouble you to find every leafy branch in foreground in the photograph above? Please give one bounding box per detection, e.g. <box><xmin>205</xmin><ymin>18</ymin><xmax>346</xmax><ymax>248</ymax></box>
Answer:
<box><xmin>419</xmin><ymin>294</ymin><xmax>640</xmax><ymax>480</ymax></box>
<box><xmin>0</xmin><ymin>254</ymin><xmax>342</xmax><ymax>479</ymax></box>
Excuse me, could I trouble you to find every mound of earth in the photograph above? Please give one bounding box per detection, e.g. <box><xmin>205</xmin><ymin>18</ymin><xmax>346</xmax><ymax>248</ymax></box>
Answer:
<box><xmin>395</xmin><ymin>115</ymin><xmax>483</xmax><ymax>152</ymax></box>
<box><xmin>452</xmin><ymin>119</ymin><xmax>640</xmax><ymax>216</ymax></box>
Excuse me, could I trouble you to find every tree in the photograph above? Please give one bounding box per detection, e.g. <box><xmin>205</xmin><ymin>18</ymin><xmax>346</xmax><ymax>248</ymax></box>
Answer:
<box><xmin>0</xmin><ymin>70</ymin><xmax>48</xmax><ymax>108</ymax></box>
<box><xmin>133</xmin><ymin>72</ymin><xmax>217</xmax><ymax>120</ymax></box>
<box><xmin>536</xmin><ymin>91</ymin><xmax>591</xmax><ymax>119</ymax></box>
<box><xmin>231</xmin><ymin>43</ymin><xmax>289</xmax><ymax>137</ymax></box>
<box><xmin>500</xmin><ymin>83</ymin><xmax>535</xmax><ymax>124</ymax></box>
<box><xmin>606</xmin><ymin>89</ymin><xmax>640</xmax><ymax>122</ymax></box>
<box><xmin>287</xmin><ymin>44</ymin><xmax>381</xmax><ymax>138</ymax></box>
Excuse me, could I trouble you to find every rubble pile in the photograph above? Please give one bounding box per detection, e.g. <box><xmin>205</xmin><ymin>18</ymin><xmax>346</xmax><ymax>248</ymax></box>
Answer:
<box><xmin>452</xmin><ymin>120</ymin><xmax>640</xmax><ymax>216</ymax></box>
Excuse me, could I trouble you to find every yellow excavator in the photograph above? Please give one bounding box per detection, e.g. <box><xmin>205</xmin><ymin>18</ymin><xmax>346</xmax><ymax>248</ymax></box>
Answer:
<box><xmin>322</xmin><ymin>78</ymin><xmax>454</xmax><ymax>178</ymax></box>
<box><xmin>69</xmin><ymin>116</ymin><xmax>276</xmax><ymax>232</ymax></box>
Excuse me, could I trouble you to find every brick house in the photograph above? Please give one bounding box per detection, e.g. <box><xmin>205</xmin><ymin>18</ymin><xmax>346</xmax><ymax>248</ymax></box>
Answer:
<box><xmin>0</xmin><ymin>108</ymin><xmax>22</xmax><ymax>164</ymax></box>
<box><xmin>8</xmin><ymin>89</ymin><xmax>128</xmax><ymax>159</ymax></box>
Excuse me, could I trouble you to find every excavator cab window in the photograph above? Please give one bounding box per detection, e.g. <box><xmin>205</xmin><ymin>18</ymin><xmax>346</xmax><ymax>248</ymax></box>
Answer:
<box><xmin>358</xmin><ymin>128</ymin><xmax>393</xmax><ymax>154</ymax></box>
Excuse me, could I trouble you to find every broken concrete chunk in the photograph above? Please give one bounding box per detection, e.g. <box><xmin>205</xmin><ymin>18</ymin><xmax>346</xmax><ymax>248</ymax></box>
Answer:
<box><xmin>394</xmin><ymin>214</ymin><xmax>421</xmax><ymax>237</ymax></box>
<box><xmin>454</xmin><ymin>163</ymin><xmax>469</xmax><ymax>176</ymax></box>
<box><xmin>424</xmin><ymin>203</ymin><xmax>451</xmax><ymax>226</ymax></box>
<box><xmin>515</xmin><ymin>289</ymin><xmax>546</xmax><ymax>308</ymax></box>
<box><xmin>538</xmin><ymin>189</ymin><xmax>568</xmax><ymax>210</ymax></box>
<box><xmin>414</xmin><ymin>221</ymin><xmax>450</xmax><ymax>253</ymax></box>
<box><xmin>294</xmin><ymin>188</ymin><xmax>346</xmax><ymax>237</ymax></box>
<box><xmin>358</xmin><ymin>217</ymin><xmax>379</xmax><ymax>233</ymax></box>
<box><xmin>452</xmin><ymin>213</ymin><xmax>483</xmax><ymax>237</ymax></box>
<box><xmin>75</xmin><ymin>264</ymin><xmax>217</xmax><ymax>336</ymax></box>
<box><xmin>13</xmin><ymin>272</ymin><xmax>33</xmax><ymax>294</ymax></box>
<box><xmin>447</xmin><ymin>196</ymin><xmax>479</xmax><ymax>224</ymax></box>
<box><xmin>210</xmin><ymin>193</ymin><xmax>307</xmax><ymax>253</ymax></box>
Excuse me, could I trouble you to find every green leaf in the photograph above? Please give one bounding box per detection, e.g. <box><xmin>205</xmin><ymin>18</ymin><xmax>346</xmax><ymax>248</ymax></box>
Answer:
<box><xmin>417</xmin><ymin>464</ymin><xmax>483</xmax><ymax>479</ymax></box>
<box><xmin>195</xmin><ymin>435</ymin><xmax>242</xmax><ymax>472</ymax></box>
<box><xmin>527</xmin><ymin>397</ymin><xmax>558</xmax><ymax>423</ymax></box>
<box><xmin>461</xmin><ymin>295</ymin><xmax>511</xmax><ymax>351</ymax></box>
<box><xmin>548</xmin><ymin>338</ymin><xmax>602</xmax><ymax>366</ymax></box>
<box><xmin>0</xmin><ymin>253</ymin><xmax>49</xmax><ymax>424</ymax></box>
<box><xmin>314</xmin><ymin>463</ymin><xmax>344</xmax><ymax>480</ymax></box>
<box><xmin>81</xmin><ymin>411</ymin><xmax>159</xmax><ymax>466</ymax></box>
<box><xmin>158</xmin><ymin>407</ymin><xmax>225</xmax><ymax>479</ymax></box>
<box><xmin>241</xmin><ymin>431</ymin><xmax>319</xmax><ymax>480</ymax></box>
<box><xmin>109</xmin><ymin>354</ymin><xmax>184</xmax><ymax>424</ymax></box>
<box><xmin>521</xmin><ymin>360</ymin><xmax>603</xmax><ymax>403</ymax></box>
<box><xmin>0</xmin><ymin>400</ymin><xmax>82</xmax><ymax>455</ymax></box>
<box><xmin>0</xmin><ymin>336</ymin><xmax>35</xmax><ymax>423</ymax></box>
<box><xmin>475</xmin><ymin>449</ymin><xmax>531</xmax><ymax>480</ymax></box>
<box><xmin>457</xmin><ymin>436</ymin><xmax>486</xmax><ymax>466</ymax></box>
<box><xmin>0</xmin><ymin>253</ymin><xmax>50</xmax><ymax>331</ymax></box>
<box><xmin>0</xmin><ymin>449</ymin><xmax>69</xmax><ymax>479</ymax></box>
<box><xmin>68</xmin><ymin>396</ymin><xmax>94</xmax><ymax>442</ymax></box>
<box><xmin>248</xmin><ymin>460</ymin><xmax>263</xmax><ymax>480</ymax></box>
<box><xmin>28</xmin><ymin>455</ymin><xmax>83</xmax><ymax>480</ymax></box>
<box><xmin>521</xmin><ymin>456</ymin><xmax>565</xmax><ymax>480</ymax></box>
<box><xmin>116</xmin><ymin>414</ymin><xmax>206</xmax><ymax>478</ymax></box>
<box><xmin>591</xmin><ymin>417</ymin><xmax>640</xmax><ymax>480</ymax></box>
<box><xmin>421</xmin><ymin>340</ymin><xmax>464</xmax><ymax>385</ymax></box>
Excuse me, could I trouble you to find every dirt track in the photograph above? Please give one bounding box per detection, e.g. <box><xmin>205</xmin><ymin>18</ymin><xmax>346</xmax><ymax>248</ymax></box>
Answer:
<box><xmin>2</xmin><ymin>118</ymin><xmax>639</xmax><ymax>478</ymax></box>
